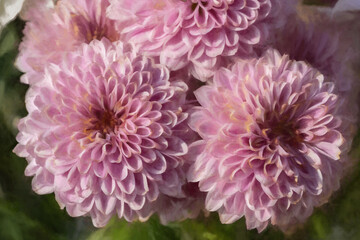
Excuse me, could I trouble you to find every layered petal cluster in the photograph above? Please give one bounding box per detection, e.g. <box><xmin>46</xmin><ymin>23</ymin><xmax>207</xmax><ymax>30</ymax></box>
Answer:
<box><xmin>108</xmin><ymin>0</ymin><xmax>294</xmax><ymax>81</ymax></box>
<box><xmin>16</xmin><ymin>0</ymin><xmax>118</xmax><ymax>84</ymax></box>
<box><xmin>188</xmin><ymin>49</ymin><xmax>347</xmax><ymax>231</ymax></box>
<box><xmin>14</xmin><ymin>39</ymin><xmax>193</xmax><ymax>227</ymax></box>
<box><xmin>273</xmin><ymin>10</ymin><xmax>359</xmax><ymax>155</ymax></box>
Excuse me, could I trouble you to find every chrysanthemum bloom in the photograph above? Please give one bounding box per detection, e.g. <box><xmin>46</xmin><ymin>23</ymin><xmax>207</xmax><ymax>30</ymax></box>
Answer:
<box><xmin>16</xmin><ymin>0</ymin><xmax>119</xmax><ymax>84</ymax></box>
<box><xmin>187</xmin><ymin>49</ymin><xmax>348</xmax><ymax>231</ymax></box>
<box><xmin>273</xmin><ymin>10</ymin><xmax>359</xmax><ymax>154</ymax></box>
<box><xmin>14</xmin><ymin>39</ymin><xmax>193</xmax><ymax>227</ymax></box>
<box><xmin>108</xmin><ymin>0</ymin><xmax>295</xmax><ymax>81</ymax></box>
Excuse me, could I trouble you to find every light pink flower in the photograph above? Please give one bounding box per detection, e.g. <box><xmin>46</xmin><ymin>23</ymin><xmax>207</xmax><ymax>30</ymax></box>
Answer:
<box><xmin>14</xmin><ymin>39</ymin><xmax>193</xmax><ymax>227</ymax></box>
<box><xmin>273</xmin><ymin>11</ymin><xmax>359</xmax><ymax>154</ymax></box>
<box><xmin>16</xmin><ymin>0</ymin><xmax>119</xmax><ymax>84</ymax></box>
<box><xmin>108</xmin><ymin>0</ymin><xmax>295</xmax><ymax>81</ymax></box>
<box><xmin>187</xmin><ymin>49</ymin><xmax>348</xmax><ymax>231</ymax></box>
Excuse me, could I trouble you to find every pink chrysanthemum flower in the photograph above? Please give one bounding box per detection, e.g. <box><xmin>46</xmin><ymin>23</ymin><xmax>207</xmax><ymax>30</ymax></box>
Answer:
<box><xmin>108</xmin><ymin>0</ymin><xmax>295</xmax><ymax>81</ymax></box>
<box><xmin>273</xmin><ymin>10</ymin><xmax>359</xmax><ymax>153</ymax></box>
<box><xmin>16</xmin><ymin>0</ymin><xmax>118</xmax><ymax>84</ymax></box>
<box><xmin>187</xmin><ymin>49</ymin><xmax>348</xmax><ymax>231</ymax></box>
<box><xmin>14</xmin><ymin>39</ymin><xmax>193</xmax><ymax>227</ymax></box>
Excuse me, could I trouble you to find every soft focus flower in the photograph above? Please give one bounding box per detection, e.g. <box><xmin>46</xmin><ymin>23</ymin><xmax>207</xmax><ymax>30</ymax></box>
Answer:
<box><xmin>187</xmin><ymin>49</ymin><xmax>349</xmax><ymax>231</ymax></box>
<box><xmin>156</xmin><ymin>182</ymin><xmax>206</xmax><ymax>224</ymax></box>
<box><xmin>16</xmin><ymin>0</ymin><xmax>119</xmax><ymax>84</ymax></box>
<box><xmin>274</xmin><ymin>9</ymin><xmax>360</xmax><ymax>152</ymax></box>
<box><xmin>333</xmin><ymin>0</ymin><xmax>360</xmax><ymax>13</ymax></box>
<box><xmin>20</xmin><ymin>0</ymin><xmax>55</xmax><ymax>19</ymax></box>
<box><xmin>14</xmin><ymin>39</ymin><xmax>193</xmax><ymax>227</ymax></box>
<box><xmin>108</xmin><ymin>0</ymin><xmax>295</xmax><ymax>81</ymax></box>
<box><xmin>0</xmin><ymin>0</ymin><xmax>24</xmax><ymax>34</ymax></box>
<box><xmin>274</xmin><ymin>10</ymin><xmax>357</xmax><ymax>94</ymax></box>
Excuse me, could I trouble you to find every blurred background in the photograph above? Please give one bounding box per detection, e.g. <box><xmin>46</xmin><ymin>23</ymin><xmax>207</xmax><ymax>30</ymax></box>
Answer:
<box><xmin>1</xmin><ymin>1</ymin><xmax>360</xmax><ymax>239</ymax></box>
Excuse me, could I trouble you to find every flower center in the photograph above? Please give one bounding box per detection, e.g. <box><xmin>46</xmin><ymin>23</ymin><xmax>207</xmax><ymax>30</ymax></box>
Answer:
<box><xmin>190</xmin><ymin>1</ymin><xmax>208</xmax><ymax>12</ymax></box>
<box><xmin>84</xmin><ymin>109</ymin><xmax>121</xmax><ymax>138</ymax></box>
<box><xmin>95</xmin><ymin>109</ymin><xmax>118</xmax><ymax>134</ymax></box>
<box><xmin>259</xmin><ymin>113</ymin><xmax>305</xmax><ymax>147</ymax></box>
<box><xmin>71</xmin><ymin>15</ymin><xmax>117</xmax><ymax>43</ymax></box>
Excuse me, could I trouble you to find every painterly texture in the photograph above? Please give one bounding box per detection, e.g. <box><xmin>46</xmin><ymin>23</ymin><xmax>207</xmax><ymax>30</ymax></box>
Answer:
<box><xmin>16</xmin><ymin>0</ymin><xmax>118</xmax><ymax>84</ymax></box>
<box><xmin>274</xmin><ymin>11</ymin><xmax>358</xmax><ymax>95</ymax></box>
<box><xmin>188</xmin><ymin>49</ymin><xmax>350</xmax><ymax>231</ymax></box>
<box><xmin>0</xmin><ymin>0</ymin><xmax>24</xmax><ymax>33</ymax></box>
<box><xmin>1</xmin><ymin>0</ymin><xmax>360</xmax><ymax>238</ymax></box>
<box><xmin>108</xmin><ymin>0</ymin><xmax>295</xmax><ymax>81</ymax></box>
<box><xmin>13</xmin><ymin>39</ymin><xmax>195</xmax><ymax>227</ymax></box>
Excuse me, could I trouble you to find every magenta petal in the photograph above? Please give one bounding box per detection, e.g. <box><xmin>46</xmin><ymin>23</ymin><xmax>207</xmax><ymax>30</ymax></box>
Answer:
<box><xmin>118</xmin><ymin>172</ymin><xmax>136</xmax><ymax>194</ymax></box>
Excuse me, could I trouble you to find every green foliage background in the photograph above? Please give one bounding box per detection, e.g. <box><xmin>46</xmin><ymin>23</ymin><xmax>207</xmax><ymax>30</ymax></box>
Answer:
<box><xmin>1</xmin><ymin>3</ymin><xmax>359</xmax><ymax>240</ymax></box>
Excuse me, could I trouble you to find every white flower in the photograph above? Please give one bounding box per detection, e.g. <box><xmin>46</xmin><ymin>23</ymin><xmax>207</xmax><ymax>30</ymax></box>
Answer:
<box><xmin>0</xmin><ymin>0</ymin><xmax>54</xmax><ymax>34</ymax></box>
<box><xmin>0</xmin><ymin>0</ymin><xmax>24</xmax><ymax>33</ymax></box>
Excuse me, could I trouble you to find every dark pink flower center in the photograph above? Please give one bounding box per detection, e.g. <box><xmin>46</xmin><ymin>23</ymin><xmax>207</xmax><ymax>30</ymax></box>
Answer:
<box><xmin>258</xmin><ymin>113</ymin><xmax>305</xmax><ymax>148</ymax></box>
<box><xmin>190</xmin><ymin>1</ymin><xmax>208</xmax><ymax>11</ymax></box>
<box><xmin>85</xmin><ymin>109</ymin><xmax>122</xmax><ymax>137</ymax></box>
<box><xmin>71</xmin><ymin>15</ymin><xmax>117</xmax><ymax>43</ymax></box>
<box><xmin>96</xmin><ymin>109</ymin><xmax>118</xmax><ymax>134</ymax></box>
